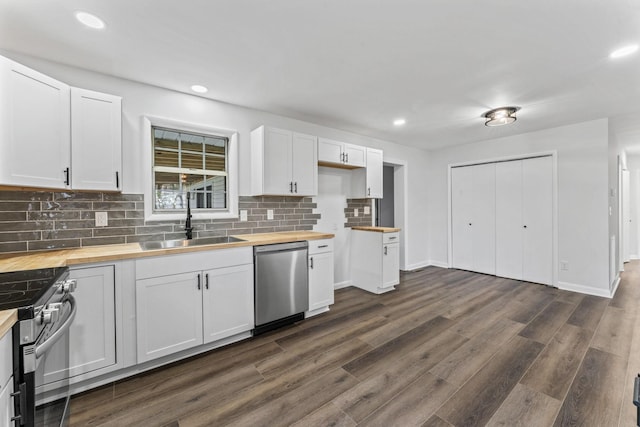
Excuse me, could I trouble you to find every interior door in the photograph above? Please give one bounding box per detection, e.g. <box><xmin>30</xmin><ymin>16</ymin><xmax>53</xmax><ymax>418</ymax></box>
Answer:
<box><xmin>496</xmin><ymin>160</ymin><xmax>523</xmax><ymax>280</ymax></box>
<box><xmin>451</xmin><ymin>166</ymin><xmax>474</xmax><ymax>270</ymax></box>
<box><xmin>472</xmin><ymin>163</ymin><xmax>496</xmax><ymax>275</ymax></box>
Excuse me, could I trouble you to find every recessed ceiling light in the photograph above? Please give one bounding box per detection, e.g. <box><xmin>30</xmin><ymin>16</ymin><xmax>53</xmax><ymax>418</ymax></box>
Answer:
<box><xmin>190</xmin><ymin>85</ymin><xmax>208</xmax><ymax>94</ymax></box>
<box><xmin>482</xmin><ymin>106</ymin><xmax>520</xmax><ymax>127</ymax></box>
<box><xmin>610</xmin><ymin>44</ymin><xmax>638</xmax><ymax>59</ymax></box>
<box><xmin>393</xmin><ymin>118</ymin><xmax>406</xmax><ymax>126</ymax></box>
<box><xmin>75</xmin><ymin>11</ymin><xmax>105</xmax><ymax>30</ymax></box>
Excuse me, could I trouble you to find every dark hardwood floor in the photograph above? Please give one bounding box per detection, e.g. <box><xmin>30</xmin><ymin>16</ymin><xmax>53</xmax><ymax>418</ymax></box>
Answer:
<box><xmin>70</xmin><ymin>262</ymin><xmax>640</xmax><ymax>426</ymax></box>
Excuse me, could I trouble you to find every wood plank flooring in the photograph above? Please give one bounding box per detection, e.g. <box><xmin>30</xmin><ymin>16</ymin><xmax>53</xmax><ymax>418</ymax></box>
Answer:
<box><xmin>70</xmin><ymin>262</ymin><xmax>640</xmax><ymax>426</ymax></box>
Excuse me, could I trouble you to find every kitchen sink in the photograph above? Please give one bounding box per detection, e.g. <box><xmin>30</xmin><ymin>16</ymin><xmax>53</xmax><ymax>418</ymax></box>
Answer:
<box><xmin>138</xmin><ymin>236</ymin><xmax>245</xmax><ymax>251</ymax></box>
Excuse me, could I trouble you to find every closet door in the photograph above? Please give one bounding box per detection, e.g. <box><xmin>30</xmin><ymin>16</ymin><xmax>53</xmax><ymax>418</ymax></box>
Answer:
<box><xmin>451</xmin><ymin>166</ymin><xmax>474</xmax><ymax>270</ymax></box>
<box><xmin>496</xmin><ymin>160</ymin><xmax>523</xmax><ymax>280</ymax></box>
<box><xmin>472</xmin><ymin>163</ymin><xmax>496</xmax><ymax>275</ymax></box>
<box><xmin>522</xmin><ymin>156</ymin><xmax>553</xmax><ymax>285</ymax></box>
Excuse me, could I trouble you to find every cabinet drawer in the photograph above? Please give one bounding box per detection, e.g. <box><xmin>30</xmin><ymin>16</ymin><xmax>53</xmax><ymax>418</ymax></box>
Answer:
<box><xmin>383</xmin><ymin>233</ymin><xmax>400</xmax><ymax>244</ymax></box>
<box><xmin>0</xmin><ymin>330</ymin><xmax>11</xmax><ymax>389</ymax></box>
<box><xmin>309</xmin><ymin>239</ymin><xmax>334</xmax><ymax>254</ymax></box>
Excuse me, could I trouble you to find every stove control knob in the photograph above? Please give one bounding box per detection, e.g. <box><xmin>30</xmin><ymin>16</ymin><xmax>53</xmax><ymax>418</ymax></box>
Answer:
<box><xmin>40</xmin><ymin>307</ymin><xmax>59</xmax><ymax>325</ymax></box>
<box><xmin>59</xmin><ymin>279</ymin><xmax>77</xmax><ymax>294</ymax></box>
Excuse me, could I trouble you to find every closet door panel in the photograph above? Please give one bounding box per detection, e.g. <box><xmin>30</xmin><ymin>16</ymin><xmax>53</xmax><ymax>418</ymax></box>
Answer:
<box><xmin>496</xmin><ymin>160</ymin><xmax>523</xmax><ymax>280</ymax></box>
<box><xmin>451</xmin><ymin>166</ymin><xmax>474</xmax><ymax>270</ymax></box>
<box><xmin>472</xmin><ymin>163</ymin><xmax>496</xmax><ymax>275</ymax></box>
<box><xmin>522</xmin><ymin>156</ymin><xmax>553</xmax><ymax>285</ymax></box>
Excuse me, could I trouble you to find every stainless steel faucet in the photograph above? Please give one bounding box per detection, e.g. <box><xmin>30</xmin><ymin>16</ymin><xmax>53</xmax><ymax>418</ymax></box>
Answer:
<box><xmin>185</xmin><ymin>191</ymin><xmax>193</xmax><ymax>239</ymax></box>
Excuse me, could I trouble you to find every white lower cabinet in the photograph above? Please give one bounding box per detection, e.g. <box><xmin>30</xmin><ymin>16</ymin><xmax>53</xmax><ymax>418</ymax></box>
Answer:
<box><xmin>42</xmin><ymin>265</ymin><xmax>117</xmax><ymax>386</ymax></box>
<box><xmin>135</xmin><ymin>247</ymin><xmax>254</xmax><ymax>363</ymax></box>
<box><xmin>0</xmin><ymin>331</ymin><xmax>13</xmax><ymax>425</ymax></box>
<box><xmin>307</xmin><ymin>239</ymin><xmax>334</xmax><ymax>316</ymax></box>
<box><xmin>351</xmin><ymin>230</ymin><xmax>400</xmax><ymax>294</ymax></box>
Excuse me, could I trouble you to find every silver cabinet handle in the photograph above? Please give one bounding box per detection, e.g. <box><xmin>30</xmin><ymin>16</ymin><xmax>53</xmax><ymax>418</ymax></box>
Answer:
<box><xmin>310</xmin><ymin>256</ymin><xmax>314</xmax><ymax>269</ymax></box>
<box><xmin>317</xmin><ymin>244</ymin><xmax>329</xmax><ymax>248</ymax></box>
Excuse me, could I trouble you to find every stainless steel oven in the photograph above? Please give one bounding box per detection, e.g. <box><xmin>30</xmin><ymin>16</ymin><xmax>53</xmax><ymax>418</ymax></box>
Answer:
<box><xmin>0</xmin><ymin>267</ymin><xmax>77</xmax><ymax>427</ymax></box>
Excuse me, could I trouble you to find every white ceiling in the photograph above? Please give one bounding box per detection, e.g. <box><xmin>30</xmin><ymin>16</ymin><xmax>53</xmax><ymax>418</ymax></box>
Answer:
<box><xmin>2</xmin><ymin>0</ymin><xmax>640</xmax><ymax>150</ymax></box>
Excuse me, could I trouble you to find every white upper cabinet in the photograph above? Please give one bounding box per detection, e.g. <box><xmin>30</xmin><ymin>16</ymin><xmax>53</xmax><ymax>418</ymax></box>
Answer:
<box><xmin>351</xmin><ymin>147</ymin><xmax>384</xmax><ymax>198</ymax></box>
<box><xmin>71</xmin><ymin>88</ymin><xmax>122</xmax><ymax>191</ymax></box>
<box><xmin>0</xmin><ymin>55</ymin><xmax>71</xmax><ymax>189</ymax></box>
<box><xmin>251</xmin><ymin>125</ymin><xmax>317</xmax><ymax>196</ymax></box>
<box><xmin>318</xmin><ymin>138</ymin><xmax>366</xmax><ymax>168</ymax></box>
<box><xmin>0</xmin><ymin>56</ymin><xmax>123</xmax><ymax>191</ymax></box>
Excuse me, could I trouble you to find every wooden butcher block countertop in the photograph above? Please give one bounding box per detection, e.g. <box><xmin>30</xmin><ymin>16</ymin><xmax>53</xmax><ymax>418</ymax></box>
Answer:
<box><xmin>351</xmin><ymin>226</ymin><xmax>401</xmax><ymax>233</ymax></box>
<box><xmin>0</xmin><ymin>231</ymin><xmax>335</xmax><ymax>273</ymax></box>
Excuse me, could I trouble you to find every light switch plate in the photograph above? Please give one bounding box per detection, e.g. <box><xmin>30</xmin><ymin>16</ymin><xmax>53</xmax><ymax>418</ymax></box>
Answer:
<box><xmin>95</xmin><ymin>212</ymin><xmax>108</xmax><ymax>227</ymax></box>
<box><xmin>364</xmin><ymin>206</ymin><xmax>370</xmax><ymax>215</ymax></box>
<box><xmin>267</xmin><ymin>209</ymin><xmax>274</xmax><ymax>220</ymax></box>
<box><xmin>240</xmin><ymin>210</ymin><xmax>248</xmax><ymax>221</ymax></box>
<box><xmin>354</xmin><ymin>208</ymin><xmax>359</xmax><ymax>217</ymax></box>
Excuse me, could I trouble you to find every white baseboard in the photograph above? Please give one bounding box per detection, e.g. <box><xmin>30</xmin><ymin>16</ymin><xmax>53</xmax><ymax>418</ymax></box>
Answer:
<box><xmin>631</xmin><ymin>254</ymin><xmax>640</xmax><ymax>260</ymax></box>
<box><xmin>427</xmin><ymin>260</ymin><xmax>449</xmax><ymax>269</ymax></box>
<box><xmin>610</xmin><ymin>275</ymin><xmax>621</xmax><ymax>297</ymax></box>
<box><xmin>334</xmin><ymin>280</ymin><xmax>352</xmax><ymax>290</ymax></box>
<box><xmin>403</xmin><ymin>260</ymin><xmax>449</xmax><ymax>271</ymax></box>
<box><xmin>557</xmin><ymin>281</ymin><xmax>613</xmax><ymax>298</ymax></box>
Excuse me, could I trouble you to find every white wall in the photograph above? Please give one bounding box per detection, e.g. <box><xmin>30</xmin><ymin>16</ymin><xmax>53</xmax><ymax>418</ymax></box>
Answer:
<box><xmin>427</xmin><ymin>119</ymin><xmax>610</xmax><ymax>296</ymax></box>
<box><xmin>2</xmin><ymin>52</ymin><xmax>430</xmax><ymax>277</ymax></box>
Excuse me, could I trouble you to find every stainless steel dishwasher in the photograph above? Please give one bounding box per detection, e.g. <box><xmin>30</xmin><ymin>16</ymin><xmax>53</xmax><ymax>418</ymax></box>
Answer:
<box><xmin>254</xmin><ymin>241</ymin><xmax>309</xmax><ymax>334</ymax></box>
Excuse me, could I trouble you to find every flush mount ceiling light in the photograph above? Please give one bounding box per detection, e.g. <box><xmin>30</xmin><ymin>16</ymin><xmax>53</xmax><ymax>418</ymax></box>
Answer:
<box><xmin>393</xmin><ymin>118</ymin><xmax>406</xmax><ymax>126</ymax></box>
<box><xmin>482</xmin><ymin>106</ymin><xmax>520</xmax><ymax>127</ymax></box>
<box><xmin>190</xmin><ymin>85</ymin><xmax>208</xmax><ymax>94</ymax></box>
<box><xmin>75</xmin><ymin>11</ymin><xmax>105</xmax><ymax>29</ymax></box>
<box><xmin>610</xmin><ymin>44</ymin><xmax>639</xmax><ymax>59</ymax></box>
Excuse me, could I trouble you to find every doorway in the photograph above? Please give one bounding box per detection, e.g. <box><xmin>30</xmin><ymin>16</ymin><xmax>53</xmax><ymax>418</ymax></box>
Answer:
<box><xmin>375</xmin><ymin>165</ymin><xmax>395</xmax><ymax>227</ymax></box>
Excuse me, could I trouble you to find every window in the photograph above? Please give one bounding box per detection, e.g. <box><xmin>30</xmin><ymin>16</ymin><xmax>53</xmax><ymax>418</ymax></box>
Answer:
<box><xmin>152</xmin><ymin>126</ymin><xmax>228</xmax><ymax>212</ymax></box>
<box><xmin>143</xmin><ymin>116</ymin><xmax>238</xmax><ymax>221</ymax></box>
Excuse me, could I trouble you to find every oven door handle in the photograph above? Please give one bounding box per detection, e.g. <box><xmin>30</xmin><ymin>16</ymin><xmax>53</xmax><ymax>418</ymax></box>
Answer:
<box><xmin>35</xmin><ymin>294</ymin><xmax>77</xmax><ymax>359</ymax></box>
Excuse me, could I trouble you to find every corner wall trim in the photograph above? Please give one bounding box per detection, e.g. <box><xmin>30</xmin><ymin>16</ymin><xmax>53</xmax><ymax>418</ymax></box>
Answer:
<box><xmin>334</xmin><ymin>280</ymin><xmax>352</xmax><ymax>290</ymax></box>
<box><xmin>557</xmin><ymin>281</ymin><xmax>613</xmax><ymax>298</ymax></box>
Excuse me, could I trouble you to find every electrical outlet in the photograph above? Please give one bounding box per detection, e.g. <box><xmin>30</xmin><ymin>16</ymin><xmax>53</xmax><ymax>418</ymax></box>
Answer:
<box><xmin>354</xmin><ymin>208</ymin><xmax>359</xmax><ymax>217</ymax></box>
<box><xmin>364</xmin><ymin>206</ymin><xmax>370</xmax><ymax>215</ymax></box>
<box><xmin>267</xmin><ymin>209</ymin><xmax>274</xmax><ymax>220</ymax></box>
<box><xmin>240</xmin><ymin>210</ymin><xmax>248</xmax><ymax>221</ymax></box>
<box><xmin>560</xmin><ymin>261</ymin><xmax>569</xmax><ymax>271</ymax></box>
<box><xmin>95</xmin><ymin>212</ymin><xmax>108</xmax><ymax>227</ymax></box>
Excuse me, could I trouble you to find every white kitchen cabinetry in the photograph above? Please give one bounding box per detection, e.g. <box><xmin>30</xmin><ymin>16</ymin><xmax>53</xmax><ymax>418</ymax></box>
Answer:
<box><xmin>307</xmin><ymin>239</ymin><xmax>334</xmax><ymax>317</ymax></box>
<box><xmin>42</xmin><ymin>265</ymin><xmax>117</xmax><ymax>386</ymax></box>
<box><xmin>71</xmin><ymin>88</ymin><xmax>122</xmax><ymax>191</ymax></box>
<box><xmin>451</xmin><ymin>163</ymin><xmax>496</xmax><ymax>275</ymax></box>
<box><xmin>135</xmin><ymin>247</ymin><xmax>254</xmax><ymax>363</ymax></box>
<box><xmin>0</xmin><ymin>331</ymin><xmax>13</xmax><ymax>425</ymax></box>
<box><xmin>351</xmin><ymin>230</ymin><xmax>400</xmax><ymax>294</ymax></box>
<box><xmin>251</xmin><ymin>126</ymin><xmax>317</xmax><ymax>196</ymax></box>
<box><xmin>496</xmin><ymin>156</ymin><xmax>553</xmax><ymax>285</ymax></box>
<box><xmin>0</xmin><ymin>55</ymin><xmax>71</xmax><ymax>189</ymax></box>
<box><xmin>318</xmin><ymin>138</ymin><xmax>366</xmax><ymax>168</ymax></box>
<box><xmin>351</xmin><ymin>147</ymin><xmax>384</xmax><ymax>198</ymax></box>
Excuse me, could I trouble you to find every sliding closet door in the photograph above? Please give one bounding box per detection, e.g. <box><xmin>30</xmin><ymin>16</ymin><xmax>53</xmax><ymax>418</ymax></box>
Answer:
<box><xmin>522</xmin><ymin>156</ymin><xmax>553</xmax><ymax>285</ymax></box>
<box><xmin>496</xmin><ymin>160</ymin><xmax>523</xmax><ymax>280</ymax></box>
<box><xmin>472</xmin><ymin>163</ymin><xmax>496</xmax><ymax>275</ymax></box>
<box><xmin>451</xmin><ymin>166</ymin><xmax>474</xmax><ymax>270</ymax></box>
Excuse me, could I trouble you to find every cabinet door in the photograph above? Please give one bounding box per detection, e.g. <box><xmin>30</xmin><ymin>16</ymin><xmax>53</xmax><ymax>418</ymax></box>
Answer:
<box><xmin>136</xmin><ymin>272</ymin><xmax>203</xmax><ymax>363</ymax></box>
<box><xmin>262</xmin><ymin>127</ymin><xmax>292</xmax><ymax>195</ymax></box>
<box><xmin>0</xmin><ymin>56</ymin><xmax>70</xmax><ymax>189</ymax></box>
<box><xmin>71</xmin><ymin>88</ymin><xmax>122</xmax><ymax>191</ymax></box>
<box><xmin>382</xmin><ymin>243</ymin><xmax>400</xmax><ymax>288</ymax></box>
<box><xmin>202</xmin><ymin>264</ymin><xmax>254</xmax><ymax>344</ymax></box>
<box><xmin>291</xmin><ymin>132</ymin><xmax>317</xmax><ymax>196</ymax></box>
<box><xmin>309</xmin><ymin>251</ymin><xmax>334</xmax><ymax>311</ymax></box>
<box><xmin>344</xmin><ymin>143</ymin><xmax>366</xmax><ymax>167</ymax></box>
<box><xmin>366</xmin><ymin>148</ymin><xmax>383</xmax><ymax>198</ymax></box>
<box><xmin>451</xmin><ymin>166</ymin><xmax>474</xmax><ymax>270</ymax></box>
<box><xmin>496</xmin><ymin>160</ymin><xmax>523</xmax><ymax>280</ymax></box>
<box><xmin>318</xmin><ymin>138</ymin><xmax>343</xmax><ymax>164</ymax></box>
<box><xmin>0</xmin><ymin>376</ymin><xmax>13</xmax><ymax>426</ymax></box>
<box><xmin>472</xmin><ymin>163</ymin><xmax>496</xmax><ymax>275</ymax></box>
<box><xmin>522</xmin><ymin>156</ymin><xmax>553</xmax><ymax>285</ymax></box>
<box><xmin>42</xmin><ymin>265</ymin><xmax>117</xmax><ymax>385</ymax></box>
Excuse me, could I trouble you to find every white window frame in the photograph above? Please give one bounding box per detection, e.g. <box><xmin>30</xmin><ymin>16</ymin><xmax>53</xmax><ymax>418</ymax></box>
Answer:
<box><xmin>142</xmin><ymin>116</ymin><xmax>238</xmax><ymax>222</ymax></box>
